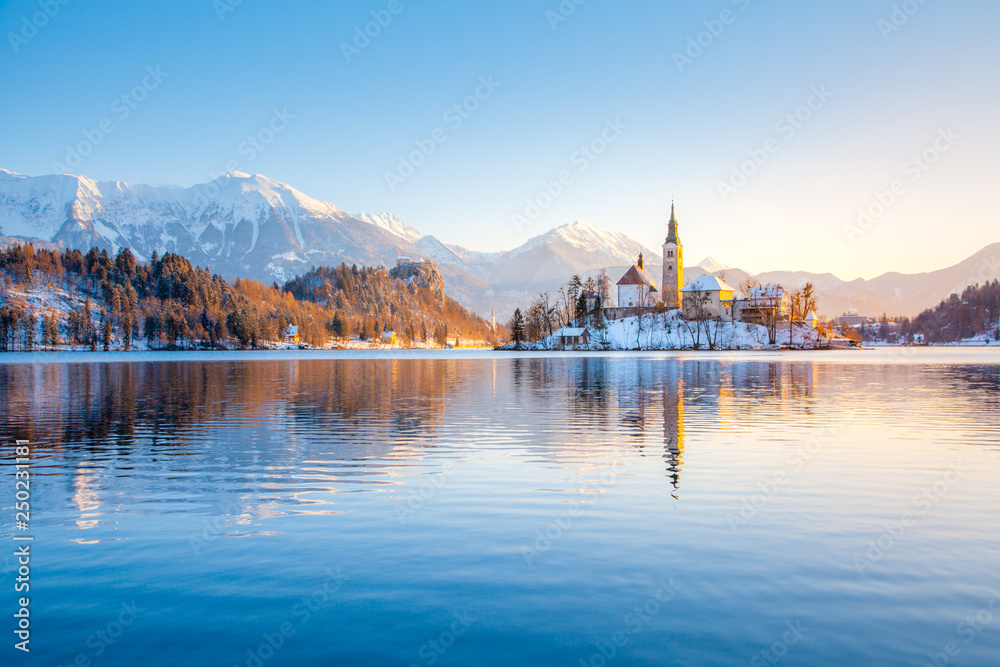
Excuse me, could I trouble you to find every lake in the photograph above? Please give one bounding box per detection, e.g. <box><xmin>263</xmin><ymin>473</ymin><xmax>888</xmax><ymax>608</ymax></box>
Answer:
<box><xmin>1</xmin><ymin>349</ymin><xmax>999</xmax><ymax>666</ymax></box>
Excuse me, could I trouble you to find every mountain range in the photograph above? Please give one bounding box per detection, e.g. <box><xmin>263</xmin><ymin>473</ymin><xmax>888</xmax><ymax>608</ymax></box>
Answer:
<box><xmin>1</xmin><ymin>168</ymin><xmax>997</xmax><ymax>321</ymax></box>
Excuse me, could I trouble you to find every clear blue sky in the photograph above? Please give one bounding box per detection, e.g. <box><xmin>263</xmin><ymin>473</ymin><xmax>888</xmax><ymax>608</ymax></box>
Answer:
<box><xmin>2</xmin><ymin>0</ymin><xmax>997</xmax><ymax>279</ymax></box>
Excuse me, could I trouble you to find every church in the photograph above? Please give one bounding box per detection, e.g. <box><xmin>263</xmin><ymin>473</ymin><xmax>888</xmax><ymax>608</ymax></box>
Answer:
<box><xmin>660</xmin><ymin>201</ymin><xmax>683</xmax><ymax>309</ymax></box>
<box><xmin>605</xmin><ymin>202</ymin><xmax>813</xmax><ymax>327</ymax></box>
<box><xmin>616</xmin><ymin>254</ymin><xmax>659</xmax><ymax>307</ymax></box>
<box><xmin>614</xmin><ymin>201</ymin><xmax>685</xmax><ymax>310</ymax></box>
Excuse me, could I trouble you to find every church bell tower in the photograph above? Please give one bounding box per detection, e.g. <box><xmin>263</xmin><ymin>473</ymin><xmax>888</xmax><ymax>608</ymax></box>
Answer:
<box><xmin>661</xmin><ymin>201</ymin><xmax>683</xmax><ymax>309</ymax></box>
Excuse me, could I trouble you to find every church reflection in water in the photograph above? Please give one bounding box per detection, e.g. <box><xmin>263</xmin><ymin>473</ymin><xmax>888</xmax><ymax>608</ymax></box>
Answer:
<box><xmin>614</xmin><ymin>361</ymin><xmax>686</xmax><ymax>497</ymax></box>
<box><xmin>0</xmin><ymin>355</ymin><xmax>839</xmax><ymax>514</ymax></box>
<box><xmin>611</xmin><ymin>358</ymin><xmax>825</xmax><ymax>498</ymax></box>
<box><xmin>663</xmin><ymin>371</ymin><xmax>684</xmax><ymax>496</ymax></box>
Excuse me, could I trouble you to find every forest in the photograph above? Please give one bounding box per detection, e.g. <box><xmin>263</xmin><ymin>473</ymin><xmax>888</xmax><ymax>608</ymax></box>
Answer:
<box><xmin>0</xmin><ymin>244</ymin><xmax>498</xmax><ymax>351</ymax></box>
<box><xmin>903</xmin><ymin>280</ymin><xmax>1000</xmax><ymax>343</ymax></box>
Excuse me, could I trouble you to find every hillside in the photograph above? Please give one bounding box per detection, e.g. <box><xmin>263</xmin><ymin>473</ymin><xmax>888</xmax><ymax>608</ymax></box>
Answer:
<box><xmin>0</xmin><ymin>244</ymin><xmax>496</xmax><ymax>351</ymax></box>
<box><xmin>904</xmin><ymin>279</ymin><xmax>1000</xmax><ymax>343</ymax></box>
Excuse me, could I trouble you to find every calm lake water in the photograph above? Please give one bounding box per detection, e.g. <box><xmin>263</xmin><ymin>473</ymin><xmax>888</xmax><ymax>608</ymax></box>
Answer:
<box><xmin>1</xmin><ymin>349</ymin><xmax>999</xmax><ymax>666</ymax></box>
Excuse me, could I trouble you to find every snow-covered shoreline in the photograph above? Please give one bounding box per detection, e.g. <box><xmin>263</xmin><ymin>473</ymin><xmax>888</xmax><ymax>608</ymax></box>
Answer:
<box><xmin>505</xmin><ymin>311</ymin><xmax>829</xmax><ymax>351</ymax></box>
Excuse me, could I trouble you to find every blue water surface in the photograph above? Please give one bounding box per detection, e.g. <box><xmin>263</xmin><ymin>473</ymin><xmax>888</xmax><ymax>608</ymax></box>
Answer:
<box><xmin>1</xmin><ymin>348</ymin><xmax>999</xmax><ymax>666</ymax></box>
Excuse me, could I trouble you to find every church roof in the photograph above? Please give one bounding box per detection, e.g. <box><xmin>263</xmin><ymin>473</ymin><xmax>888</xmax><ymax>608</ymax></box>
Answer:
<box><xmin>680</xmin><ymin>275</ymin><xmax>736</xmax><ymax>293</ymax></box>
<box><xmin>617</xmin><ymin>265</ymin><xmax>659</xmax><ymax>290</ymax></box>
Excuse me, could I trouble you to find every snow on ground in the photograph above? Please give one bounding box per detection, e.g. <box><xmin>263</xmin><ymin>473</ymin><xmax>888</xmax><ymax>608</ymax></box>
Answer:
<box><xmin>952</xmin><ymin>334</ymin><xmax>1000</xmax><ymax>346</ymax></box>
<box><xmin>523</xmin><ymin>310</ymin><xmax>826</xmax><ymax>351</ymax></box>
<box><xmin>0</xmin><ymin>278</ymin><xmax>130</xmax><ymax>350</ymax></box>
<box><xmin>2</xmin><ymin>279</ymin><xmax>87</xmax><ymax>318</ymax></box>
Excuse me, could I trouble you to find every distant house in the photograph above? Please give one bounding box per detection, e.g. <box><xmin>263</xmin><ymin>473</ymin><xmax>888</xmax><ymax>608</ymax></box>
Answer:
<box><xmin>680</xmin><ymin>275</ymin><xmax>737</xmax><ymax>319</ymax></box>
<box><xmin>282</xmin><ymin>325</ymin><xmax>300</xmax><ymax>343</ymax></box>
<box><xmin>582</xmin><ymin>290</ymin><xmax>602</xmax><ymax>314</ymax></box>
<box><xmin>804</xmin><ymin>311</ymin><xmax>818</xmax><ymax>328</ymax></box>
<box><xmin>616</xmin><ymin>254</ymin><xmax>659</xmax><ymax>308</ymax></box>
<box><xmin>748</xmin><ymin>285</ymin><xmax>788</xmax><ymax>316</ymax></box>
<box><xmin>381</xmin><ymin>331</ymin><xmax>397</xmax><ymax>345</ymax></box>
<box><xmin>837</xmin><ymin>314</ymin><xmax>877</xmax><ymax>329</ymax></box>
<box><xmin>738</xmin><ymin>285</ymin><xmax>789</xmax><ymax>325</ymax></box>
<box><xmin>556</xmin><ymin>327</ymin><xmax>590</xmax><ymax>349</ymax></box>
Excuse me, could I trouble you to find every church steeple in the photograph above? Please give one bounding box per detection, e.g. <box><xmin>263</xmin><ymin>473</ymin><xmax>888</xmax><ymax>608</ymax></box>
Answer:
<box><xmin>661</xmin><ymin>199</ymin><xmax>684</xmax><ymax>310</ymax></box>
<box><xmin>665</xmin><ymin>200</ymin><xmax>680</xmax><ymax>245</ymax></box>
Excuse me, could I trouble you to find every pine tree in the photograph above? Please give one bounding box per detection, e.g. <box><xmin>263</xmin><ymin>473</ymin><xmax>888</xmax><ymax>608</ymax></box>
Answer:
<box><xmin>102</xmin><ymin>316</ymin><xmax>112</xmax><ymax>351</ymax></box>
<box><xmin>21</xmin><ymin>311</ymin><xmax>36</xmax><ymax>351</ymax></box>
<box><xmin>510</xmin><ymin>308</ymin><xmax>525</xmax><ymax>345</ymax></box>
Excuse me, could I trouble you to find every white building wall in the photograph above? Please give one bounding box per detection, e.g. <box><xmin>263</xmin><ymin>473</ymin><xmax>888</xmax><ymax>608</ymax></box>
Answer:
<box><xmin>618</xmin><ymin>285</ymin><xmax>655</xmax><ymax>307</ymax></box>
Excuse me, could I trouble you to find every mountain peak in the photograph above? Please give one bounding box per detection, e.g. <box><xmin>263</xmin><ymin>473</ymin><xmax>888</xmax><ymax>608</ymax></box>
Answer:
<box><xmin>694</xmin><ymin>256</ymin><xmax>729</xmax><ymax>273</ymax></box>
<box><xmin>355</xmin><ymin>212</ymin><xmax>423</xmax><ymax>243</ymax></box>
<box><xmin>550</xmin><ymin>220</ymin><xmax>614</xmax><ymax>242</ymax></box>
<box><xmin>556</xmin><ymin>220</ymin><xmax>603</xmax><ymax>235</ymax></box>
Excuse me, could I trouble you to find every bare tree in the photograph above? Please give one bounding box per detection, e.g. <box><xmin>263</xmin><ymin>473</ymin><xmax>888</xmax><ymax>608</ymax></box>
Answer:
<box><xmin>704</xmin><ymin>316</ymin><xmax>722</xmax><ymax>350</ymax></box>
<box><xmin>787</xmin><ymin>282</ymin><xmax>816</xmax><ymax>346</ymax></box>
<box><xmin>738</xmin><ymin>277</ymin><xmax>759</xmax><ymax>302</ymax></box>
<box><xmin>660</xmin><ymin>311</ymin><xmax>675</xmax><ymax>349</ymax></box>
<box><xmin>740</xmin><ymin>277</ymin><xmax>778</xmax><ymax>345</ymax></box>
<box><xmin>597</xmin><ymin>269</ymin><xmax>612</xmax><ymax>306</ymax></box>
<box><xmin>681</xmin><ymin>291</ymin><xmax>711</xmax><ymax>349</ymax></box>
<box><xmin>538</xmin><ymin>292</ymin><xmax>556</xmax><ymax>337</ymax></box>
<box><xmin>593</xmin><ymin>321</ymin><xmax>611</xmax><ymax>349</ymax></box>
<box><xmin>557</xmin><ymin>285</ymin><xmax>570</xmax><ymax>327</ymax></box>
<box><xmin>526</xmin><ymin>299</ymin><xmax>545</xmax><ymax>341</ymax></box>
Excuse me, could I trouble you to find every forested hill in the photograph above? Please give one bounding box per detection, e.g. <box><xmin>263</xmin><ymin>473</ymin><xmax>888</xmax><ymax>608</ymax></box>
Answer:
<box><xmin>282</xmin><ymin>263</ymin><xmax>495</xmax><ymax>344</ymax></box>
<box><xmin>906</xmin><ymin>279</ymin><xmax>1000</xmax><ymax>343</ymax></box>
<box><xmin>0</xmin><ymin>244</ymin><xmax>497</xmax><ymax>351</ymax></box>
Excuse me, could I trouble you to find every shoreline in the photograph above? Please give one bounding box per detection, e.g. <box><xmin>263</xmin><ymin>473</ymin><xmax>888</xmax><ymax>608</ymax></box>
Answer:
<box><xmin>1</xmin><ymin>346</ymin><xmax>997</xmax><ymax>367</ymax></box>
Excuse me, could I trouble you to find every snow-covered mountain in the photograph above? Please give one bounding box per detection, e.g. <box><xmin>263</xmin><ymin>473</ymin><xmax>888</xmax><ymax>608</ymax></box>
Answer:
<box><xmin>693</xmin><ymin>256</ymin><xmax>729</xmax><ymax>273</ymax></box>
<box><xmin>488</xmin><ymin>221</ymin><xmax>660</xmax><ymax>290</ymax></box>
<box><xmin>753</xmin><ymin>243</ymin><xmax>1000</xmax><ymax>318</ymax></box>
<box><xmin>1</xmin><ymin>168</ymin><xmax>997</xmax><ymax>322</ymax></box>
<box><xmin>0</xmin><ymin>169</ymin><xmax>420</xmax><ymax>283</ymax></box>
<box><xmin>354</xmin><ymin>212</ymin><xmax>423</xmax><ymax>244</ymax></box>
<box><xmin>0</xmin><ymin>169</ymin><xmax>666</xmax><ymax>318</ymax></box>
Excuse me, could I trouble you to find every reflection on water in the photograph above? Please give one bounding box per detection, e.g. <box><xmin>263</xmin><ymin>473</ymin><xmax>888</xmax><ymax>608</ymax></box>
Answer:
<box><xmin>1</xmin><ymin>350</ymin><xmax>999</xmax><ymax>666</ymax></box>
<box><xmin>0</xmin><ymin>358</ymin><xmax>836</xmax><ymax>513</ymax></box>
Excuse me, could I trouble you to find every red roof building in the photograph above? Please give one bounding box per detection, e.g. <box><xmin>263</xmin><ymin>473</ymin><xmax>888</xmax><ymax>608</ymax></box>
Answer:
<box><xmin>617</xmin><ymin>253</ymin><xmax>659</xmax><ymax>307</ymax></box>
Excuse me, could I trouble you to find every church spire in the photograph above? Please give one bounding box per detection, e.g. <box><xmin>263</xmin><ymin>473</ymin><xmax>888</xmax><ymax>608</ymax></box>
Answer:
<box><xmin>665</xmin><ymin>200</ymin><xmax>680</xmax><ymax>245</ymax></box>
